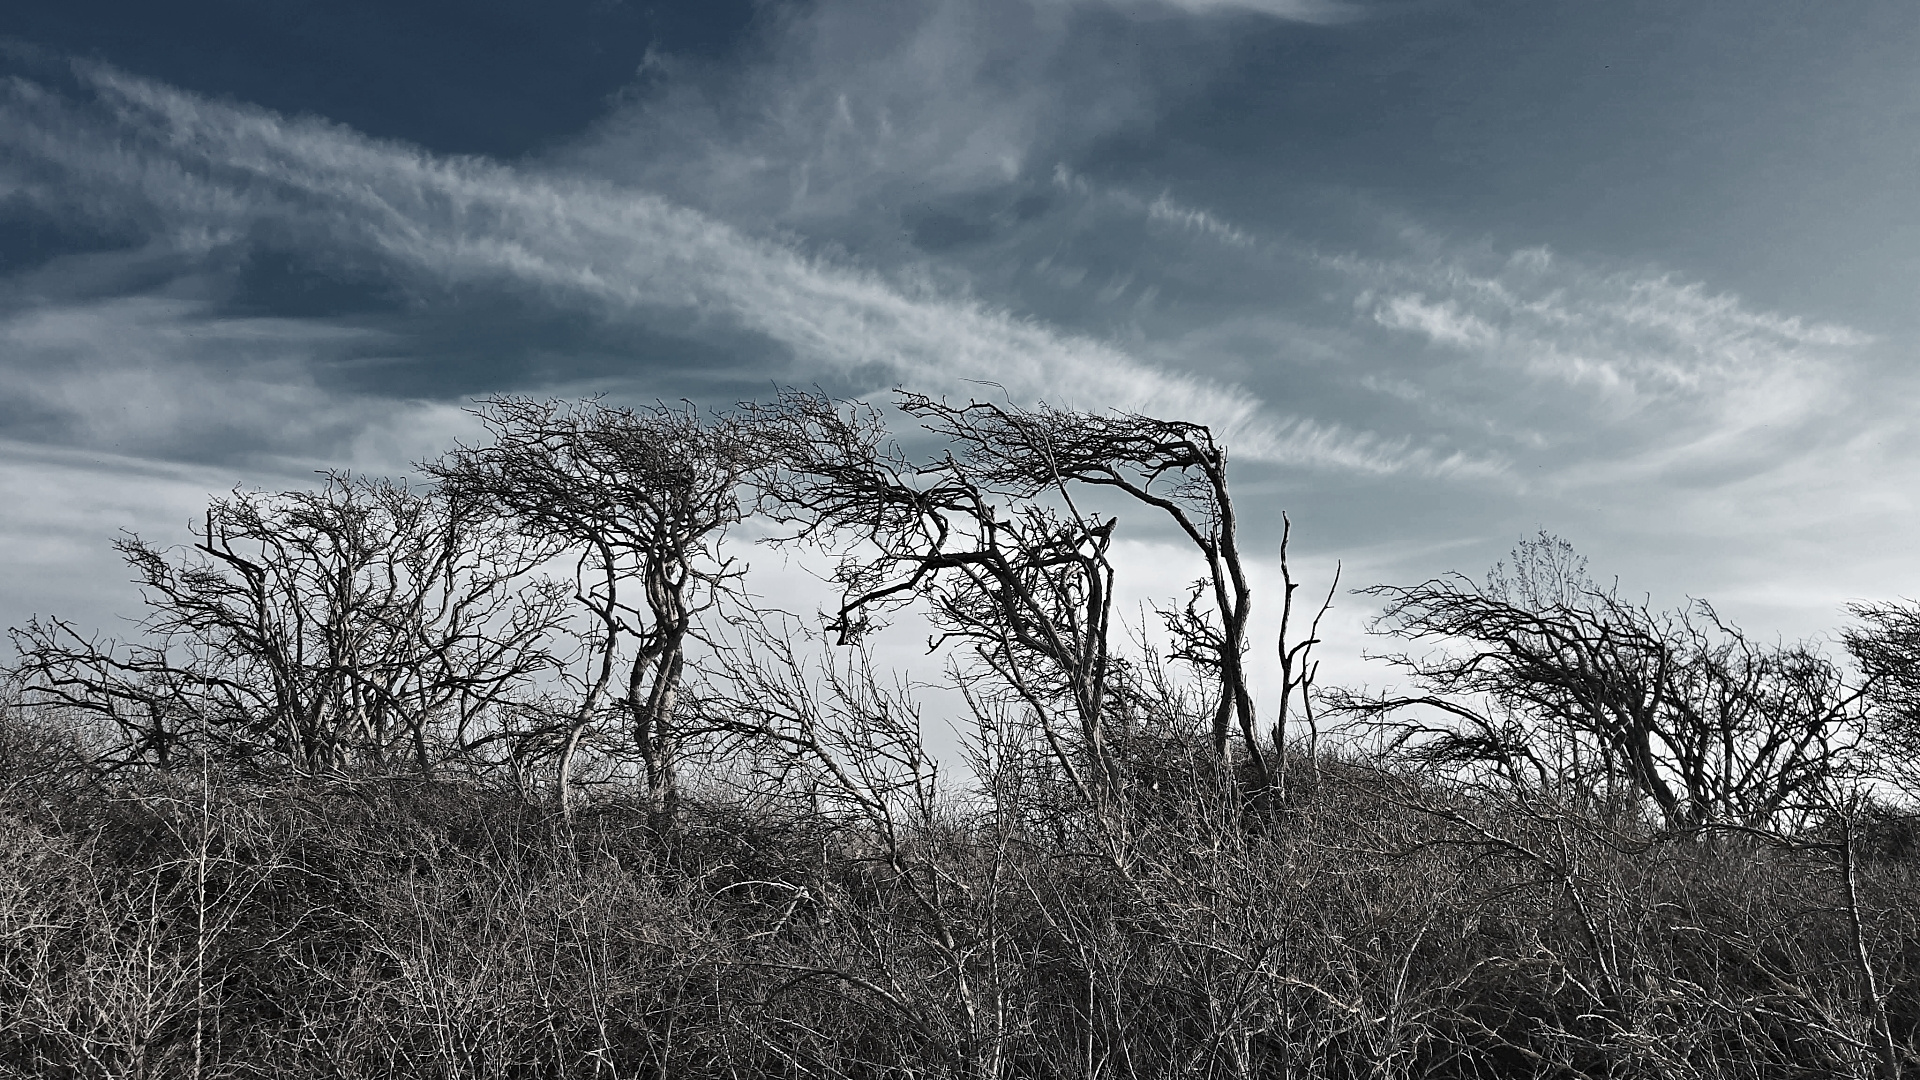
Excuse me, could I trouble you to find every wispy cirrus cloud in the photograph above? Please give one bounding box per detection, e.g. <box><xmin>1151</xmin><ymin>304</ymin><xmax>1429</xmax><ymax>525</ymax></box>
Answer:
<box><xmin>568</xmin><ymin>0</ymin><xmax>1343</xmax><ymax>241</ymax></box>
<box><xmin>1049</xmin><ymin>165</ymin><xmax>1258</xmax><ymax>250</ymax></box>
<box><xmin>0</xmin><ymin>62</ymin><xmax>1464</xmax><ymax>478</ymax></box>
<box><xmin>1146</xmin><ymin>192</ymin><xmax>1255</xmax><ymax>248</ymax></box>
<box><xmin>1332</xmin><ymin>243</ymin><xmax>1876</xmax><ymax>486</ymax></box>
<box><xmin>570</xmin><ymin>0</ymin><xmax>1159</xmax><ymax>230</ymax></box>
<box><xmin>1091</xmin><ymin>0</ymin><xmax>1358</xmax><ymax>21</ymax></box>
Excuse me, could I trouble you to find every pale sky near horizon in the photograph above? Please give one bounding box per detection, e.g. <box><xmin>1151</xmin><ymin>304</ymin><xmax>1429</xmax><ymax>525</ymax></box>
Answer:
<box><xmin>2</xmin><ymin>0</ymin><xmax>1917</xmax><ymax>692</ymax></box>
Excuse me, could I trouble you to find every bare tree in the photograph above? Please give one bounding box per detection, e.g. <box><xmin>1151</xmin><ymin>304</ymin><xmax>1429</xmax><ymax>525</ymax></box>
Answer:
<box><xmin>747</xmin><ymin>389</ymin><xmax>1340</xmax><ymax>803</ymax></box>
<box><xmin>427</xmin><ymin>397</ymin><xmax>755</xmax><ymax>823</ymax></box>
<box><xmin>884</xmin><ymin>394</ymin><xmax>1343</xmax><ymax>798</ymax></box>
<box><xmin>10</xmin><ymin>475</ymin><xmax>568</xmax><ymax>773</ymax></box>
<box><xmin>1842</xmin><ymin>598</ymin><xmax>1920</xmax><ymax>797</ymax></box>
<box><xmin>1275</xmin><ymin>513</ymin><xmax>1339</xmax><ymax>790</ymax></box>
<box><xmin>890</xmin><ymin>394</ymin><xmax>1276</xmax><ymax>783</ymax></box>
<box><xmin>1335</xmin><ymin>535</ymin><xmax>1867</xmax><ymax>830</ymax></box>
<box><xmin>747</xmin><ymin>390</ymin><xmax>1128</xmax><ymax>818</ymax></box>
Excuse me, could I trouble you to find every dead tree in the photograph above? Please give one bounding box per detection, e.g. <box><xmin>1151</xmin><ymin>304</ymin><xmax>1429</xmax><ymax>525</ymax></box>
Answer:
<box><xmin>1336</xmin><ymin>536</ymin><xmax>1867</xmax><ymax>831</ymax></box>
<box><xmin>427</xmin><ymin>397</ymin><xmax>754</xmax><ymax>823</ymax></box>
<box><xmin>1842</xmin><ymin>599</ymin><xmax>1920</xmax><ymax>798</ymax></box>
<box><xmin>746</xmin><ymin>390</ymin><xmax>1127</xmax><ymax>817</ymax></box>
<box><xmin>10</xmin><ymin>476</ymin><xmax>567</xmax><ymax>773</ymax></box>
<box><xmin>892</xmin><ymin>396</ymin><xmax>1260</xmax><ymax>769</ymax></box>
<box><xmin>1275</xmin><ymin>513</ymin><xmax>1339</xmax><ymax>788</ymax></box>
<box><xmin>884</xmin><ymin>394</ymin><xmax>1340</xmax><ymax>793</ymax></box>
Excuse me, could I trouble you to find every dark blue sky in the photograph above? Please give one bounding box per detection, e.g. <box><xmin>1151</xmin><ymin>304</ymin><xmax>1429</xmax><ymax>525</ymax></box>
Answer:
<box><xmin>2</xmin><ymin>0</ymin><xmax>758</xmax><ymax>156</ymax></box>
<box><xmin>3</xmin><ymin>0</ymin><xmax>1917</xmax><ymax>669</ymax></box>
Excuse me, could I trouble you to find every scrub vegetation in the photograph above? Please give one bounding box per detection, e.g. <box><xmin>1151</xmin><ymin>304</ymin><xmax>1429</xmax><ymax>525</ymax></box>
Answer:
<box><xmin>4</xmin><ymin>391</ymin><xmax>1917</xmax><ymax>1079</ymax></box>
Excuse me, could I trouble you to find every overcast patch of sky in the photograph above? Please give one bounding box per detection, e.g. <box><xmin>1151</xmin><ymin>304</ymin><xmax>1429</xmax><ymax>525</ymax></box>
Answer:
<box><xmin>1</xmin><ymin>0</ymin><xmax>1917</xmax><ymax>655</ymax></box>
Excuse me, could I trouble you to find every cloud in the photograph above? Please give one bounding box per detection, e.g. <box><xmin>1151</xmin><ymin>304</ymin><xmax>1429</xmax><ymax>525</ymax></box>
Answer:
<box><xmin>1147</xmin><ymin>192</ymin><xmax>1255</xmax><ymax>248</ymax></box>
<box><xmin>0</xmin><ymin>296</ymin><xmax>365</xmax><ymax>457</ymax></box>
<box><xmin>1242</xmin><ymin>415</ymin><xmax>1503</xmax><ymax>478</ymax></box>
<box><xmin>569</xmin><ymin>0</ymin><xmax>1344</xmax><ymax>239</ymax></box>
<box><xmin>1049</xmin><ymin>165</ymin><xmax>1259</xmax><ymax>251</ymax></box>
<box><xmin>1332</xmin><ymin>243</ymin><xmax>1875</xmax><ymax>484</ymax></box>
<box><xmin>1092</xmin><ymin>0</ymin><xmax>1358</xmax><ymax>22</ymax></box>
<box><xmin>0</xmin><ymin>439</ymin><xmax>236</xmax><ymax>632</ymax></box>
<box><xmin>0</xmin><ymin>62</ymin><xmax>1464</xmax><ymax>478</ymax></box>
<box><xmin>0</xmin><ymin>293</ymin><xmax>482</xmax><ymax>470</ymax></box>
<box><xmin>572</xmin><ymin>0</ymin><xmax>1158</xmax><ymax>229</ymax></box>
<box><xmin>1303</xmin><ymin>236</ymin><xmax>1920</xmax><ymax>643</ymax></box>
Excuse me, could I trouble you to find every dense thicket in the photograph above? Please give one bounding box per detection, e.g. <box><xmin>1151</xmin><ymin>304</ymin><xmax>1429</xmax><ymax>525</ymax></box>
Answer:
<box><xmin>2</xmin><ymin>392</ymin><xmax>1916</xmax><ymax>1079</ymax></box>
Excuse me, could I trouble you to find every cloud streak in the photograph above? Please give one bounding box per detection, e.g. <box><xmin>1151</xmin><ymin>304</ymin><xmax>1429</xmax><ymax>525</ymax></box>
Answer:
<box><xmin>1334</xmin><ymin>244</ymin><xmax>1874</xmax><ymax>485</ymax></box>
<box><xmin>1080</xmin><ymin>0</ymin><xmax>1357</xmax><ymax>22</ymax></box>
<box><xmin>0</xmin><ymin>63</ymin><xmax>1464</xmax><ymax>477</ymax></box>
<box><xmin>1049</xmin><ymin>165</ymin><xmax>1260</xmax><ymax>251</ymax></box>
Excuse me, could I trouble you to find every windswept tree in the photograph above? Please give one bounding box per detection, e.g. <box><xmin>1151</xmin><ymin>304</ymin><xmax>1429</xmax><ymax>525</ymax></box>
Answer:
<box><xmin>747</xmin><ymin>390</ymin><xmax>1129</xmax><ymax>815</ymax></box>
<box><xmin>1336</xmin><ymin>534</ymin><xmax>1867</xmax><ymax>830</ymax></box>
<box><xmin>10</xmin><ymin>475</ymin><xmax>568</xmax><ymax>772</ymax></box>
<box><xmin>1842</xmin><ymin>598</ymin><xmax>1920</xmax><ymax>797</ymax></box>
<box><xmin>747</xmin><ymin>390</ymin><xmax>1333</xmax><ymax>801</ymax></box>
<box><xmin>890</xmin><ymin>394</ymin><xmax>1278</xmax><ymax>781</ymax></box>
<box><xmin>427</xmin><ymin>397</ymin><xmax>755</xmax><ymax>822</ymax></box>
<box><xmin>876</xmin><ymin>394</ymin><xmax>1335</xmax><ymax>791</ymax></box>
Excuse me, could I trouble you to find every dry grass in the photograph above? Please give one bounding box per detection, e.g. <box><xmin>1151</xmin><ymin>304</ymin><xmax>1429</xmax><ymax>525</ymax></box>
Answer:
<box><xmin>0</xmin><ymin>708</ymin><xmax>1913</xmax><ymax>1080</ymax></box>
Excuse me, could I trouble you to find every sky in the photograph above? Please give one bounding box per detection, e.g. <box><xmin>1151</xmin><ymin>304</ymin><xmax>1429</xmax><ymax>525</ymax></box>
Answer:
<box><xmin>2</xmin><ymin>0</ymin><xmax>1918</xmax><ymax>697</ymax></box>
